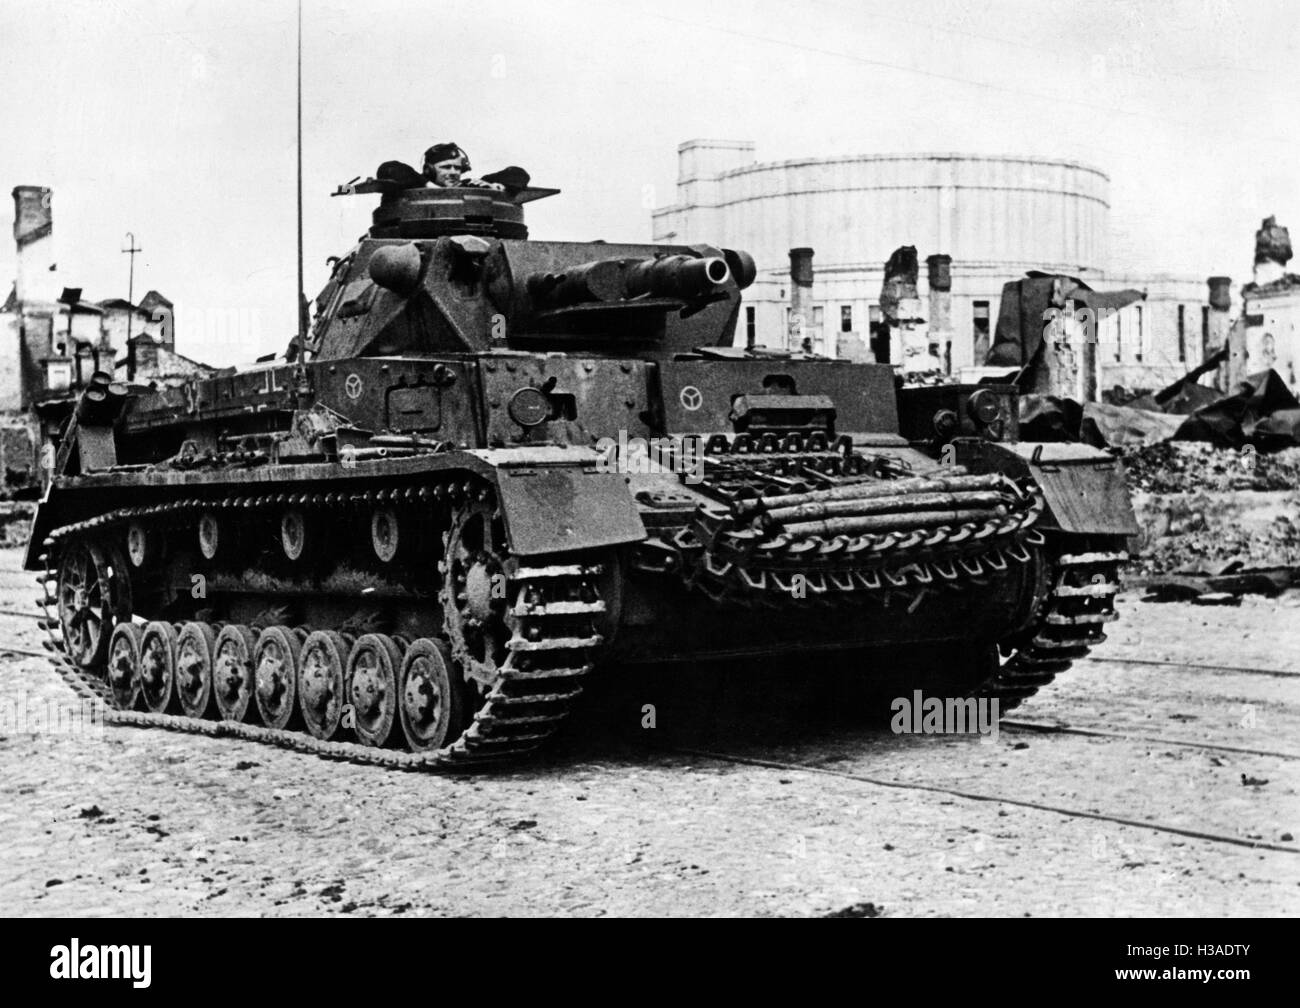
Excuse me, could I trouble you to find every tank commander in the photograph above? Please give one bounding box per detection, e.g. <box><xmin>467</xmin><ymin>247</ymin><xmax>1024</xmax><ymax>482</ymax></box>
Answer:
<box><xmin>422</xmin><ymin>142</ymin><xmax>504</xmax><ymax>190</ymax></box>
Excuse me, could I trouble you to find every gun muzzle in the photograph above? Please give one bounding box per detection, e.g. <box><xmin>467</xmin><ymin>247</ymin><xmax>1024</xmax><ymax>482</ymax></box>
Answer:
<box><xmin>625</xmin><ymin>255</ymin><xmax>730</xmax><ymax>299</ymax></box>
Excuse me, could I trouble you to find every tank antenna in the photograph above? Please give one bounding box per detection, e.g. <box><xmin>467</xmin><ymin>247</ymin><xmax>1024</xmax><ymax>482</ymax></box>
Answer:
<box><xmin>295</xmin><ymin>0</ymin><xmax>305</xmax><ymax>352</ymax></box>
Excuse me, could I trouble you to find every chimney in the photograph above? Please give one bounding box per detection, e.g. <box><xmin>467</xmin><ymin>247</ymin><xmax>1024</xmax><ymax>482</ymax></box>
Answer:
<box><xmin>926</xmin><ymin>254</ymin><xmax>953</xmax><ymax>373</ymax></box>
<box><xmin>1207</xmin><ymin>275</ymin><xmax>1232</xmax><ymax>313</ymax></box>
<box><xmin>1206</xmin><ymin>276</ymin><xmax>1232</xmax><ymax>389</ymax></box>
<box><xmin>13</xmin><ymin>186</ymin><xmax>58</xmax><ymax>305</ymax></box>
<box><xmin>788</xmin><ymin>247</ymin><xmax>814</xmax><ymax>352</ymax></box>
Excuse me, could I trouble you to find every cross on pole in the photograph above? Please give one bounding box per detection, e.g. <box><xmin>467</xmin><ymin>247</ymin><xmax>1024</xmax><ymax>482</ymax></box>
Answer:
<box><xmin>122</xmin><ymin>232</ymin><xmax>142</xmax><ymax>380</ymax></box>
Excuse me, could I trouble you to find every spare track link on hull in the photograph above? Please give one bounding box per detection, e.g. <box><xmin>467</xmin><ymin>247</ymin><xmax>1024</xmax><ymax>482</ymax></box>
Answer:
<box><xmin>674</xmin><ymin>480</ymin><xmax>1047</xmax><ymax>607</ymax></box>
<box><xmin>975</xmin><ymin>547</ymin><xmax>1127</xmax><ymax>711</ymax></box>
<box><xmin>34</xmin><ymin>481</ymin><xmax>605</xmax><ymax>772</ymax></box>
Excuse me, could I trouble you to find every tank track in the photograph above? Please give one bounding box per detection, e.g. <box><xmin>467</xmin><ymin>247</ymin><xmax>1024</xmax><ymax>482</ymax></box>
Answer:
<box><xmin>975</xmin><ymin>546</ymin><xmax>1127</xmax><ymax>711</ymax></box>
<box><xmin>671</xmin><ymin>460</ymin><xmax>1127</xmax><ymax>708</ymax></box>
<box><xmin>30</xmin><ymin>487</ymin><xmax>1127</xmax><ymax>762</ymax></box>
<box><xmin>33</xmin><ymin>480</ymin><xmax>604</xmax><ymax>772</ymax></box>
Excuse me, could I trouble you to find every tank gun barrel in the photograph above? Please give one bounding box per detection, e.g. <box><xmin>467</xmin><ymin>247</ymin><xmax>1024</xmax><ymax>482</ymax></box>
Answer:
<box><xmin>526</xmin><ymin>254</ymin><xmax>732</xmax><ymax>311</ymax></box>
<box><xmin>625</xmin><ymin>255</ymin><xmax>730</xmax><ymax>299</ymax></box>
<box><xmin>527</xmin><ymin>260</ymin><xmax>628</xmax><ymax>308</ymax></box>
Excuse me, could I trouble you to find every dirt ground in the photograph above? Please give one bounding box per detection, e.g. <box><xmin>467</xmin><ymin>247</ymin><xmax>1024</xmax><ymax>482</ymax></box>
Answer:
<box><xmin>0</xmin><ymin>546</ymin><xmax>1296</xmax><ymax>917</ymax></box>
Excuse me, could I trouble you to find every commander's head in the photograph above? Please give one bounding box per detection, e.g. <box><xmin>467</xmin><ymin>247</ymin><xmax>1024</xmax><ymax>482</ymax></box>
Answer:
<box><xmin>423</xmin><ymin>142</ymin><xmax>470</xmax><ymax>187</ymax></box>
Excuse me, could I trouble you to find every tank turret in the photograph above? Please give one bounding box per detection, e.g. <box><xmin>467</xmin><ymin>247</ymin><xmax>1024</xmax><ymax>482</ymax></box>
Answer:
<box><xmin>309</xmin><ymin>182</ymin><xmax>756</xmax><ymax>360</ymax></box>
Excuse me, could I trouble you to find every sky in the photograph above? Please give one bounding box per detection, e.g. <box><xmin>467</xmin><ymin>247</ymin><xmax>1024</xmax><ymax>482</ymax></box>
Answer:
<box><xmin>2</xmin><ymin>0</ymin><xmax>1297</xmax><ymax>364</ymax></box>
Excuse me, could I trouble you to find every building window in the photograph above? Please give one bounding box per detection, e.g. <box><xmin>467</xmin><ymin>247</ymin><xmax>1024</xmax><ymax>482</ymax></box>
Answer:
<box><xmin>1135</xmin><ymin>306</ymin><xmax>1143</xmax><ymax>362</ymax></box>
<box><xmin>1116</xmin><ymin>311</ymin><xmax>1123</xmax><ymax>362</ymax></box>
<box><xmin>1202</xmin><ymin>305</ymin><xmax>1209</xmax><ymax>356</ymax></box>
<box><xmin>1177</xmin><ymin>304</ymin><xmax>1186</xmax><ymax>363</ymax></box>
<box><xmin>746</xmin><ymin>306</ymin><xmax>755</xmax><ymax>345</ymax></box>
<box><xmin>804</xmin><ymin>306</ymin><xmax>822</xmax><ymax>352</ymax></box>
<box><xmin>972</xmin><ymin>301</ymin><xmax>990</xmax><ymax>363</ymax></box>
<box><xmin>868</xmin><ymin>304</ymin><xmax>887</xmax><ymax>363</ymax></box>
<box><xmin>841</xmin><ymin>305</ymin><xmax>852</xmax><ymax>332</ymax></box>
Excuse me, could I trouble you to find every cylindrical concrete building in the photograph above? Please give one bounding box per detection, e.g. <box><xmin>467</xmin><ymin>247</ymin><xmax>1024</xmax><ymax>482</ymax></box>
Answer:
<box><xmin>652</xmin><ymin>140</ymin><xmax>1204</xmax><ymax>385</ymax></box>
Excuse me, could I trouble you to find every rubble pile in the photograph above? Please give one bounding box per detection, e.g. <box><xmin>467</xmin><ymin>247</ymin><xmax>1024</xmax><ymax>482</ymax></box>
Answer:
<box><xmin>0</xmin><ymin>502</ymin><xmax>34</xmax><ymax>548</ymax></box>
<box><xmin>1122</xmin><ymin>441</ymin><xmax>1300</xmax><ymax>598</ymax></box>
<box><xmin>1129</xmin><ymin>494</ymin><xmax>1300</xmax><ymax>579</ymax></box>
<box><xmin>1119</xmin><ymin>443</ymin><xmax>1300</xmax><ymax>494</ymax></box>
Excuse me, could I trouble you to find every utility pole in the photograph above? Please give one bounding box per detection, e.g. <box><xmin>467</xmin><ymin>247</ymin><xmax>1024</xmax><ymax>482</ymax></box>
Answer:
<box><xmin>296</xmin><ymin>0</ymin><xmax>305</xmax><ymax>351</ymax></box>
<box><xmin>122</xmin><ymin>231</ymin><xmax>142</xmax><ymax>381</ymax></box>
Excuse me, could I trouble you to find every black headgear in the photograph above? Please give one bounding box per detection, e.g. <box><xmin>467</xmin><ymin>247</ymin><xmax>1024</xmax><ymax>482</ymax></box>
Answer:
<box><xmin>423</xmin><ymin>142</ymin><xmax>468</xmax><ymax>168</ymax></box>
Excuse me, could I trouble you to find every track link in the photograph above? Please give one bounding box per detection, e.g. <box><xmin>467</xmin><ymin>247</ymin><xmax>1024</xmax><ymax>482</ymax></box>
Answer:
<box><xmin>976</xmin><ymin>547</ymin><xmax>1127</xmax><ymax>711</ymax></box>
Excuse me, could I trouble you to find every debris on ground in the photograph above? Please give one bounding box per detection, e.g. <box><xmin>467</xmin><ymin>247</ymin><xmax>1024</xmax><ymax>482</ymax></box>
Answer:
<box><xmin>1140</xmin><ymin>566</ymin><xmax>1296</xmax><ymax>603</ymax></box>
<box><xmin>1190</xmin><ymin>592</ymin><xmax>1242</xmax><ymax>607</ymax></box>
<box><xmin>824</xmin><ymin>901</ymin><xmax>883</xmax><ymax>918</ymax></box>
<box><xmin>1118</xmin><ymin>443</ymin><xmax>1300</xmax><ymax>494</ymax></box>
<box><xmin>1129</xmin><ymin>487</ymin><xmax>1300</xmax><ymax>598</ymax></box>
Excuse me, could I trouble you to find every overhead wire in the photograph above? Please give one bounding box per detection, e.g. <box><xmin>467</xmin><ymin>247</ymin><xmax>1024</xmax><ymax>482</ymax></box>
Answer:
<box><xmin>625</xmin><ymin>3</ymin><xmax>1294</xmax><ymax>155</ymax></box>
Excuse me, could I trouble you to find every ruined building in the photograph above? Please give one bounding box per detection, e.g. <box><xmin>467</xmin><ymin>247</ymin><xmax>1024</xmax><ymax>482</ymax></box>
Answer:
<box><xmin>1239</xmin><ymin>216</ymin><xmax>1300</xmax><ymax>390</ymax></box>
<box><xmin>0</xmin><ymin>186</ymin><xmax>214</xmax><ymax>493</ymax></box>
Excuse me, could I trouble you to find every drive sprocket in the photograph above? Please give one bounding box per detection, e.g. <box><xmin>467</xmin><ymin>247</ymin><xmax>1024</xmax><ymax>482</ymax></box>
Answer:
<box><xmin>976</xmin><ymin>540</ymin><xmax>1126</xmax><ymax>711</ymax></box>
<box><xmin>439</xmin><ymin>489</ymin><xmax>514</xmax><ymax>688</ymax></box>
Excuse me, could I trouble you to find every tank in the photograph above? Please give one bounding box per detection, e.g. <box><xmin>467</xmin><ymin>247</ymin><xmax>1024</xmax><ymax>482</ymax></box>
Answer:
<box><xmin>25</xmin><ymin>172</ymin><xmax>1140</xmax><ymax>769</ymax></box>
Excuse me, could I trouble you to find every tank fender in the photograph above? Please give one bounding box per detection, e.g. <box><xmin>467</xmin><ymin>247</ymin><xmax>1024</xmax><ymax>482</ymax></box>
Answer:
<box><xmin>467</xmin><ymin>447</ymin><xmax>646</xmax><ymax>556</ymax></box>
<box><xmin>954</xmin><ymin>440</ymin><xmax>1138</xmax><ymax>535</ymax></box>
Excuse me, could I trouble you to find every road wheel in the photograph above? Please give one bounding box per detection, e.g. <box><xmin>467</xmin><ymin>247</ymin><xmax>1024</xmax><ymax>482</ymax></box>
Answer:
<box><xmin>299</xmin><ymin>630</ymin><xmax>349</xmax><ymax>740</ymax></box>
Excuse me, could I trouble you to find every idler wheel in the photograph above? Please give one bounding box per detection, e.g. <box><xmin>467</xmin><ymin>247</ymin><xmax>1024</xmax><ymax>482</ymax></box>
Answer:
<box><xmin>280</xmin><ymin>510</ymin><xmax>308</xmax><ymax>562</ymax></box>
<box><xmin>398</xmin><ymin>637</ymin><xmax>463</xmax><ymax>752</ymax></box>
<box><xmin>198</xmin><ymin>512</ymin><xmax>220</xmax><ymax>560</ymax></box>
<box><xmin>298</xmin><ymin>630</ymin><xmax>350</xmax><ymax>740</ymax></box>
<box><xmin>56</xmin><ymin>541</ymin><xmax>131</xmax><ymax>673</ymax></box>
<box><xmin>370</xmin><ymin>507</ymin><xmax>401</xmax><ymax>564</ymax></box>
<box><xmin>347</xmin><ymin>633</ymin><xmax>403</xmax><ymax>747</ymax></box>
<box><xmin>106</xmin><ymin>621</ymin><xmax>144</xmax><ymax>711</ymax></box>
<box><xmin>139</xmin><ymin>621</ymin><xmax>179</xmax><ymax>714</ymax></box>
<box><xmin>175</xmin><ymin>622</ymin><xmax>217</xmax><ymax>718</ymax></box>
<box><xmin>254</xmin><ymin>626</ymin><xmax>305</xmax><ymax>730</ymax></box>
<box><xmin>213</xmin><ymin>625</ymin><xmax>258</xmax><ymax>722</ymax></box>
